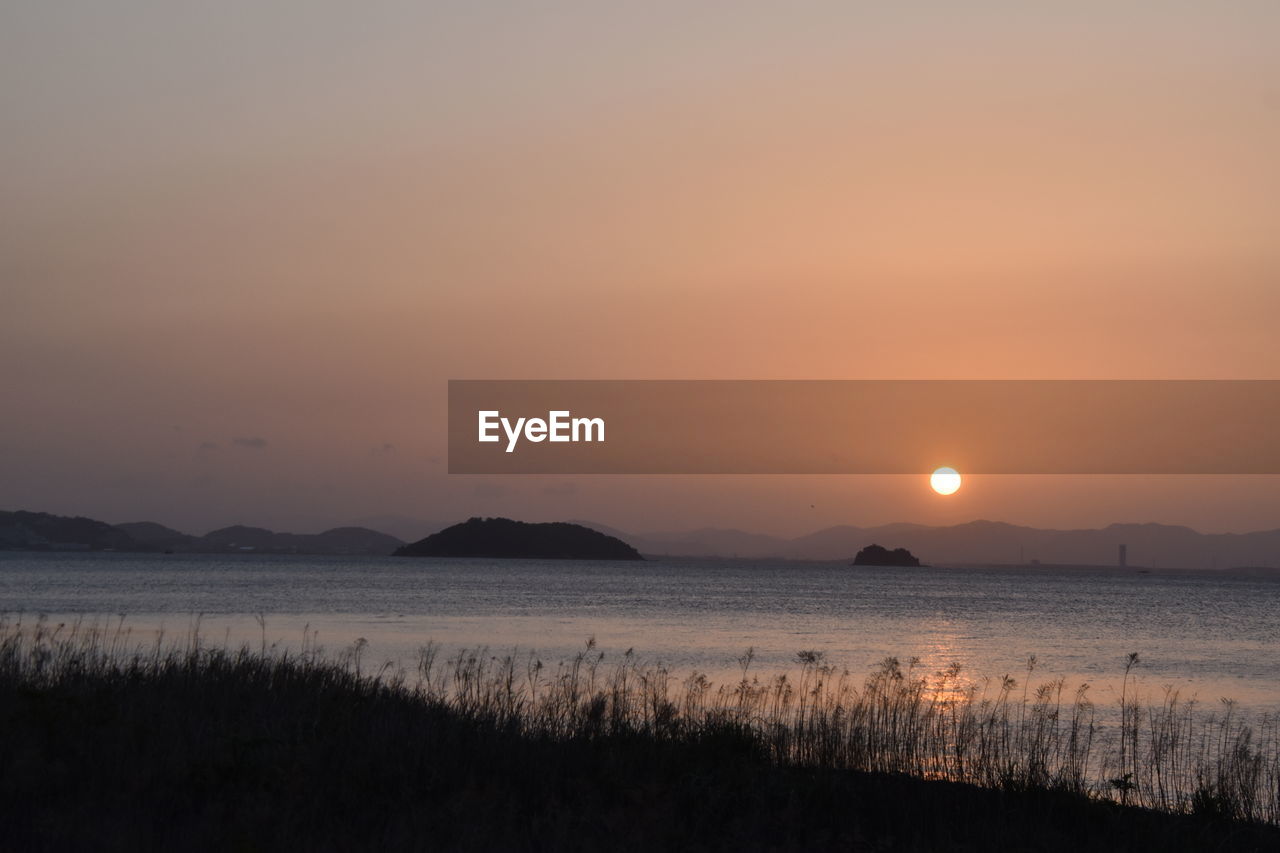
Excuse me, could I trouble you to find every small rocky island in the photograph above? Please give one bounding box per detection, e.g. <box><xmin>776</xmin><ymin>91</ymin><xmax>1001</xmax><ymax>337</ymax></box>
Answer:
<box><xmin>851</xmin><ymin>544</ymin><xmax>922</xmax><ymax>567</ymax></box>
<box><xmin>394</xmin><ymin>517</ymin><xmax>643</xmax><ymax>560</ymax></box>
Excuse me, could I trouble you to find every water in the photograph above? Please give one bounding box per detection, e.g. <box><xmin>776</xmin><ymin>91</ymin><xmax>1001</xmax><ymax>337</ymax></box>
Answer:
<box><xmin>3</xmin><ymin>551</ymin><xmax>1278</xmax><ymax>714</ymax></box>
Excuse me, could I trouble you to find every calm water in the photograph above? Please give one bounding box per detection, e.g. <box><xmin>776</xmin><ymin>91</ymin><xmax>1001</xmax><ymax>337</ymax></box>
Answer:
<box><xmin>3</xmin><ymin>552</ymin><xmax>1279</xmax><ymax>713</ymax></box>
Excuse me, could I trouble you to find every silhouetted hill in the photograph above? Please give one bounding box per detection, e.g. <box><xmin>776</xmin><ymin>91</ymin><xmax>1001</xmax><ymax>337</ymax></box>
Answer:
<box><xmin>0</xmin><ymin>510</ymin><xmax>148</xmax><ymax>551</ymax></box>
<box><xmin>307</xmin><ymin>527</ymin><xmax>406</xmax><ymax>555</ymax></box>
<box><xmin>577</xmin><ymin>519</ymin><xmax>1280</xmax><ymax>568</ymax></box>
<box><xmin>116</xmin><ymin>521</ymin><xmax>200</xmax><ymax>551</ymax></box>
<box><xmin>852</xmin><ymin>544</ymin><xmax>922</xmax><ymax>567</ymax></box>
<box><xmin>639</xmin><ymin>527</ymin><xmax>790</xmax><ymax>558</ymax></box>
<box><xmin>201</xmin><ymin>525</ymin><xmax>283</xmax><ymax>551</ymax></box>
<box><xmin>573</xmin><ymin>521</ymin><xmax>791</xmax><ymax>558</ymax></box>
<box><xmin>1</xmin><ymin>511</ymin><xmax>403</xmax><ymax>555</ymax></box>
<box><xmin>199</xmin><ymin>525</ymin><xmax>403</xmax><ymax>555</ymax></box>
<box><xmin>349</xmin><ymin>515</ymin><xmax>451</xmax><ymax>543</ymax></box>
<box><xmin>395</xmin><ymin>517</ymin><xmax>643</xmax><ymax>560</ymax></box>
<box><xmin>7</xmin><ymin>509</ymin><xmax>1280</xmax><ymax>567</ymax></box>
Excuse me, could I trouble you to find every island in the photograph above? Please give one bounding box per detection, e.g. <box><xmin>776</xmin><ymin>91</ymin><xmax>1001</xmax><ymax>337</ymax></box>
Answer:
<box><xmin>851</xmin><ymin>543</ymin><xmax>922</xmax><ymax>567</ymax></box>
<box><xmin>394</xmin><ymin>517</ymin><xmax>644</xmax><ymax>560</ymax></box>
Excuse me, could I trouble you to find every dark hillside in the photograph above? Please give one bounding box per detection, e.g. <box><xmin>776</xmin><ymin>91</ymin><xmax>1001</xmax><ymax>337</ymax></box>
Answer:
<box><xmin>395</xmin><ymin>517</ymin><xmax>643</xmax><ymax>560</ymax></box>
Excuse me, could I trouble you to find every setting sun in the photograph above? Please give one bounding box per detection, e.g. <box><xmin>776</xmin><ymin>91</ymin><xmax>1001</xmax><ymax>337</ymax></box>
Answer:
<box><xmin>930</xmin><ymin>467</ymin><xmax>962</xmax><ymax>495</ymax></box>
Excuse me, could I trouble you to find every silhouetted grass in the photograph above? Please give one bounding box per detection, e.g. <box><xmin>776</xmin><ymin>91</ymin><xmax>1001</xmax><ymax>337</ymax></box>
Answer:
<box><xmin>1</xmin><ymin>615</ymin><xmax>1278</xmax><ymax>852</ymax></box>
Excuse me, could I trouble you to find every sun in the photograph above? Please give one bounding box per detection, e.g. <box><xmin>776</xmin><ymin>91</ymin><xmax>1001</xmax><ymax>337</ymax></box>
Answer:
<box><xmin>930</xmin><ymin>467</ymin><xmax>962</xmax><ymax>495</ymax></box>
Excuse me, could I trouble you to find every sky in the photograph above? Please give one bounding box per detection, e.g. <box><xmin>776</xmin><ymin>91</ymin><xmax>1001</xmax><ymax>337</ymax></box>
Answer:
<box><xmin>2</xmin><ymin>1</ymin><xmax>1279</xmax><ymax>537</ymax></box>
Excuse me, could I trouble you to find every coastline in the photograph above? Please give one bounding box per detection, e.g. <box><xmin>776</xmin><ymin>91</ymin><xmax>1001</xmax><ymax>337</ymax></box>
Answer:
<box><xmin>3</xmin><ymin>622</ymin><xmax>1278</xmax><ymax>851</ymax></box>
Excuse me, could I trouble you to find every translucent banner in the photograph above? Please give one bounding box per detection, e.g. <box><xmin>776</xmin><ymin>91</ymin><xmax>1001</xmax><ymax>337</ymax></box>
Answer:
<box><xmin>448</xmin><ymin>380</ymin><xmax>1280</xmax><ymax>474</ymax></box>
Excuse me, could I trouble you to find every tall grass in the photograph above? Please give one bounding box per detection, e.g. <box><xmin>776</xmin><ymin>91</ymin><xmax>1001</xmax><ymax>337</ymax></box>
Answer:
<box><xmin>3</xmin><ymin>614</ymin><xmax>1278</xmax><ymax>834</ymax></box>
<box><xmin>409</xmin><ymin>638</ymin><xmax>1280</xmax><ymax>825</ymax></box>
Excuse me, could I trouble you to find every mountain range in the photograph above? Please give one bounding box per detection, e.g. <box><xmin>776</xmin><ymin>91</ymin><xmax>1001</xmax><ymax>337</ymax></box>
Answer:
<box><xmin>1</xmin><ymin>511</ymin><xmax>403</xmax><ymax>556</ymax></box>
<box><xmin>3</xmin><ymin>509</ymin><xmax>1278</xmax><ymax>568</ymax></box>
<box><xmin>573</xmin><ymin>520</ymin><xmax>1280</xmax><ymax>569</ymax></box>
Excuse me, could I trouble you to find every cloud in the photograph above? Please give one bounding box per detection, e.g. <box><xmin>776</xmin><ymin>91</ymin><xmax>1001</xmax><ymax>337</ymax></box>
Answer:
<box><xmin>232</xmin><ymin>437</ymin><xmax>268</xmax><ymax>449</ymax></box>
<box><xmin>369</xmin><ymin>443</ymin><xmax>395</xmax><ymax>456</ymax></box>
<box><xmin>197</xmin><ymin>441</ymin><xmax>219</xmax><ymax>451</ymax></box>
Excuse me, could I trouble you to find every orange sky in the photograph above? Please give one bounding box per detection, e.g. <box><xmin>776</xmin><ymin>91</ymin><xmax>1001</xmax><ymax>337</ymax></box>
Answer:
<box><xmin>2</xmin><ymin>2</ymin><xmax>1278</xmax><ymax>535</ymax></box>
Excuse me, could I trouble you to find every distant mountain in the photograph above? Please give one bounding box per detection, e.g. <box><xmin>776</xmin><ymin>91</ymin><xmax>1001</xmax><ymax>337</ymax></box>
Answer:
<box><xmin>201</xmin><ymin>525</ymin><xmax>294</xmax><ymax>552</ymax></box>
<box><xmin>198</xmin><ymin>524</ymin><xmax>403</xmax><ymax>555</ymax></box>
<box><xmin>348</xmin><ymin>515</ymin><xmax>451</xmax><ymax>543</ymax></box>
<box><xmin>577</xmin><ymin>519</ymin><xmax>1280</xmax><ymax>569</ymax></box>
<box><xmin>2</xmin><ymin>510</ymin><xmax>404</xmax><ymax>555</ymax></box>
<box><xmin>396</xmin><ymin>517</ymin><xmax>643</xmax><ymax>560</ymax></box>
<box><xmin>571</xmin><ymin>522</ymin><xmax>790</xmax><ymax>558</ymax></box>
<box><xmin>306</xmin><ymin>527</ymin><xmax>406</xmax><ymax>555</ymax></box>
<box><xmin>115</xmin><ymin>521</ymin><xmax>199</xmax><ymax>551</ymax></box>
<box><xmin>6</xmin><ymin>508</ymin><xmax>1279</xmax><ymax>568</ymax></box>
<box><xmin>1</xmin><ymin>510</ymin><xmax>148</xmax><ymax>552</ymax></box>
<box><xmin>815</xmin><ymin>520</ymin><xmax>1280</xmax><ymax>569</ymax></box>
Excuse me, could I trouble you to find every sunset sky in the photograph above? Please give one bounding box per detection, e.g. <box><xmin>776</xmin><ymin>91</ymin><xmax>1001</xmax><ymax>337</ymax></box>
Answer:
<box><xmin>3</xmin><ymin>2</ymin><xmax>1278</xmax><ymax>536</ymax></box>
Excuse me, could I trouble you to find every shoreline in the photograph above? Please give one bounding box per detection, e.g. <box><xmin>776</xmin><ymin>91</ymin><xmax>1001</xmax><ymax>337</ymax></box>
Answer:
<box><xmin>3</xmin><ymin>622</ymin><xmax>1278</xmax><ymax>851</ymax></box>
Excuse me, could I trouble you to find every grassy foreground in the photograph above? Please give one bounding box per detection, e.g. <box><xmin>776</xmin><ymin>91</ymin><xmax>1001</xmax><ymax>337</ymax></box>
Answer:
<box><xmin>1</xmin><ymin>618</ymin><xmax>1278</xmax><ymax>852</ymax></box>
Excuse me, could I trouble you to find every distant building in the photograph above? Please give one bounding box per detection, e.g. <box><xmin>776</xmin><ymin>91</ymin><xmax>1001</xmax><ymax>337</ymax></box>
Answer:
<box><xmin>1118</xmin><ymin>544</ymin><xmax>1127</xmax><ymax>567</ymax></box>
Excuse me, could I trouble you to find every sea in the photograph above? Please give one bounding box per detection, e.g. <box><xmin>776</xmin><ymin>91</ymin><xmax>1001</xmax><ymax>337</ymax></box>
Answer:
<box><xmin>3</xmin><ymin>551</ymin><xmax>1278</xmax><ymax>716</ymax></box>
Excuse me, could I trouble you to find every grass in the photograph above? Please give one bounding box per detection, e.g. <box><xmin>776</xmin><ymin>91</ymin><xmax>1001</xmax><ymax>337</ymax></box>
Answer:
<box><xmin>1</xmin><ymin>615</ymin><xmax>1278</xmax><ymax>852</ymax></box>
